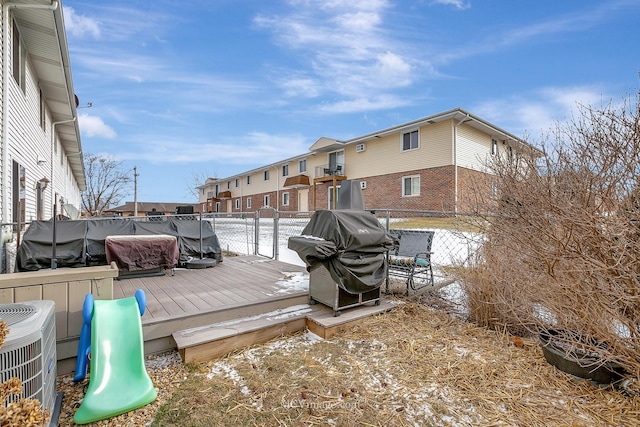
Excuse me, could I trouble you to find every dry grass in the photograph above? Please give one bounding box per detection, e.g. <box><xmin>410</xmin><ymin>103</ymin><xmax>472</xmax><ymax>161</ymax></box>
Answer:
<box><xmin>151</xmin><ymin>298</ymin><xmax>640</xmax><ymax>427</ymax></box>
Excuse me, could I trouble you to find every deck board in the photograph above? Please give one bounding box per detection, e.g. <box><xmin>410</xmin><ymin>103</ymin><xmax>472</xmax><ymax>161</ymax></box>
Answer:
<box><xmin>113</xmin><ymin>255</ymin><xmax>308</xmax><ymax>326</ymax></box>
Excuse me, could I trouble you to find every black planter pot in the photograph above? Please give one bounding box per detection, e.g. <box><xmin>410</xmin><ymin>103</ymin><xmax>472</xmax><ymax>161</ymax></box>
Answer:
<box><xmin>539</xmin><ymin>329</ymin><xmax>626</xmax><ymax>384</ymax></box>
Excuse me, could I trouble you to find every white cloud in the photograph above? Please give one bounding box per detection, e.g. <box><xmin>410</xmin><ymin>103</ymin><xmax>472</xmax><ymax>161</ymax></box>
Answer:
<box><xmin>115</xmin><ymin>132</ymin><xmax>310</xmax><ymax>167</ymax></box>
<box><xmin>64</xmin><ymin>7</ymin><xmax>101</xmax><ymax>38</ymax></box>
<box><xmin>473</xmin><ymin>85</ymin><xmax>606</xmax><ymax>139</ymax></box>
<box><xmin>280</xmin><ymin>77</ymin><xmax>322</xmax><ymax>98</ymax></box>
<box><xmin>375</xmin><ymin>51</ymin><xmax>412</xmax><ymax>86</ymax></box>
<box><xmin>432</xmin><ymin>0</ymin><xmax>471</xmax><ymax>10</ymax></box>
<box><xmin>317</xmin><ymin>94</ymin><xmax>411</xmax><ymax>114</ymax></box>
<box><xmin>78</xmin><ymin>114</ymin><xmax>117</xmax><ymax>139</ymax></box>
<box><xmin>254</xmin><ymin>0</ymin><xmax>417</xmax><ymax>110</ymax></box>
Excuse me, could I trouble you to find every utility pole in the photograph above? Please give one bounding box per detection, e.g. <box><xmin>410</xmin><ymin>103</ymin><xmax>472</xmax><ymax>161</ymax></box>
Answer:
<box><xmin>133</xmin><ymin>166</ymin><xmax>139</xmax><ymax>217</ymax></box>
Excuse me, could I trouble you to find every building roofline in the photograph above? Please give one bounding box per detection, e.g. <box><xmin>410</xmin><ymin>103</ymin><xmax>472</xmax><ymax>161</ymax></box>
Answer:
<box><xmin>201</xmin><ymin>107</ymin><xmax>538</xmax><ymax>186</ymax></box>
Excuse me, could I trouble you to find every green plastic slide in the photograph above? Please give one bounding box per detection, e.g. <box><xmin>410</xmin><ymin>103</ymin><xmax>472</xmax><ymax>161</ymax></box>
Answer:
<box><xmin>73</xmin><ymin>296</ymin><xmax>157</xmax><ymax>424</ymax></box>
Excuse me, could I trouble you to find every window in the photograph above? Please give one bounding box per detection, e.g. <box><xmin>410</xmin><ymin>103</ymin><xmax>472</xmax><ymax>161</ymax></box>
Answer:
<box><xmin>235</xmin><ymin>178</ymin><xmax>239</xmax><ymax>187</ymax></box>
<box><xmin>12</xmin><ymin>22</ymin><xmax>26</xmax><ymax>92</ymax></box>
<box><xmin>299</xmin><ymin>159</ymin><xmax>307</xmax><ymax>173</ymax></box>
<box><xmin>12</xmin><ymin>161</ymin><xmax>26</xmax><ymax>225</ymax></box>
<box><xmin>264</xmin><ymin>170</ymin><xmax>269</xmax><ymax>181</ymax></box>
<box><xmin>491</xmin><ymin>139</ymin><xmax>498</xmax><ymax>156</ymax></box>
<box><xmin>282</xmin><ymin>192</ymin><xmax>289</xmax><ymax>206</ymax></box>
<box><xmin>39</xmin><ymin>89</ymin><xmax>46</xmax><ymax>130</ymax></box>
<box><xmin>227</xmin><ymin>181</ymin><xmax>230</xmax><ymax>189</ymax></box>
<box><xmin>402</xmin><ymin>175</ymin><xmax>420</xmax><ymax>196</ymax></box>
<box><xmin>264</xmin><ymin>195</ymin><xmax>270</xmax><ymax>207</ymax></box>
<box><xmin>508</xmin><ymin>145</ymin><xmax>514</xmax><ymax>162</ymax></box>
<box><xmin>247</xmin><ymin>197</ymin><xmax>252</xmax><ymax>209</ymax></box>
<box><xmin>328</xmin><ymin>150</ymin><xmax>344</xmax><ymax>173</ymax></box>
<box><xmin>247</xmin><ymin>175</ymin><xmax>251</xmax><ymax>185</ymax></box>
<box><xmin>282</xmin><ymin>164</ymin><xmax>289</xmax><ymax>177</ymax></box>
<box><xmin>235</xmin><ymin>199</ymin><xmax>240</xmax><ymax>210</ymax></box>
<box><xmin>207</xmin><ymin>191</ymin><xmax>214</xmax><ymax>198</ymax></box>
<box><xmin>215</xmin><ymin>184</ymin><xmax>220</xmax><ymax>196</ymax></box>
<box><xmin>402</xmin><ymin>130</ymin><xmax>419</xmax><ymax>151</ymax></box>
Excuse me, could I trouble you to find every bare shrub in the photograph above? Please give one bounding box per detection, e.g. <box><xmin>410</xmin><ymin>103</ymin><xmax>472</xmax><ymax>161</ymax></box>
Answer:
<box><xmin>457</xmin><ymin>94</ymin><xmax>640</xmax><ymax>380</ymax></box>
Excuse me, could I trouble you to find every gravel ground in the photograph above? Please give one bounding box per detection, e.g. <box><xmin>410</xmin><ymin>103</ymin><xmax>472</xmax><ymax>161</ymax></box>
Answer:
<box><xmin>55</xmin><ymin>351</ymin><xmax>188</xmax><ymax>427</ymax></box>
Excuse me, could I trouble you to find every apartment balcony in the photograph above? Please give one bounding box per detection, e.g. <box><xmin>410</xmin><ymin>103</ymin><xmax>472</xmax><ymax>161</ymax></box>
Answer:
<box><xmin>217</xmin><ymin>191</ymin><xmax>232</xmax><ymax>199</ymax></box>
<box><xmin>283</xmin><ymin>174</ymin><xmax>310</xmax><ymax>188</ymax></box>
<box><xmin>314</xmin><ymin>163</ymin><xmax>346</xmax><ymax>182</ymax></box>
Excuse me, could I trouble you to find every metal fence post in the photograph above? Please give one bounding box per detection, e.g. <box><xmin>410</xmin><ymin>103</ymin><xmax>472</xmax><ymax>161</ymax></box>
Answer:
<box><xmin>273</xmin><ymin>210</ymin><xmax>279</xmax><ymax>261</ymax></box>
<box><xmin>254</xmin><ymin>210</ymin><xmax>260</xmax><ymax>255</ymax></box>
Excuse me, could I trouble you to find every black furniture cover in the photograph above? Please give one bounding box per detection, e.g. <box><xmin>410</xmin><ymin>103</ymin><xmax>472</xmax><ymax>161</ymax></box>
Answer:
<box><xmin>288</xmin><ymin>210</ymin><xmax>395</xmax><ymax>294</ymax></box>
<box><xmin>16</xmin><ymin>217</ymin><xmax>222</xmax><ymax>271</ymax></box>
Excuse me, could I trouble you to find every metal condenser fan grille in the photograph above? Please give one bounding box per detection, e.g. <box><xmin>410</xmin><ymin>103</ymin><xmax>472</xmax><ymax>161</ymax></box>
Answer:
<box><xmin>0</xmin><ymin>304</ymin><xmax>36</xmax><ymax>326</ymax></box>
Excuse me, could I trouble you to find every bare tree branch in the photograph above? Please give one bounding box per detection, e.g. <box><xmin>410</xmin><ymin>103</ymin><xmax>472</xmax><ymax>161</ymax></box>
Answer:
<box><xmin>81</xmin><ymin>154</ymin><xmax>132</xmax><ymax>216</ymax></box>
<box><xmin>457</xmin><ymin>93</ymin><xmax>640</xmax><ymax>380</ymax></box>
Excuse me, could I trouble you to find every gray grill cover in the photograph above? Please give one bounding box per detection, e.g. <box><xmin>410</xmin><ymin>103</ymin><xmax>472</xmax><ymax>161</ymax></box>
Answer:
<box><xmin>16</xmin><ymin>218</ymin><xmax>222</xmax><ymax>271</ymax></box>
<box><xmin>288</xmin><ymin>210</ymin><xmax>395</xmax><ymax>294</ymax></box>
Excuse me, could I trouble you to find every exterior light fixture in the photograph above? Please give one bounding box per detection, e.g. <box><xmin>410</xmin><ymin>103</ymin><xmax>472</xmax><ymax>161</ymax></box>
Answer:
<box><xmin>37</xmin><ymin>177</ymin><xmax>50</xmax><ymax>190</ymax></box>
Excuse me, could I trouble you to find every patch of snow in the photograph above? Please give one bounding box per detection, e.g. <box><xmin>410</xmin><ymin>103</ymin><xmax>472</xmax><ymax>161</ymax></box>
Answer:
<box><xmin>612</xmin><ymin>319</ymin><xmax>631</xmax><ymax>338</ymax></box>
<box><xmin>144</xmin><ymin>351</ymin><xmax>182</xmax><ymax>369</ymax></box>
<box><xmin>533</xmin><ymin>303</ymin><xmax>556</xmax><ymax>325</ymax></box>
<box><xmin>207</xmin><ymin>360</ymin><xmax>244</xmax><ymax>383</ymax></box>
<box><xmin>265</xmin><ymin>271</ymin><xmax>309</xmax><ymax>295</ymax></box>
<box><xmin>299</xmin><ymin>234</ymin><xmax>327</xmax><ymax>241</ymax></box>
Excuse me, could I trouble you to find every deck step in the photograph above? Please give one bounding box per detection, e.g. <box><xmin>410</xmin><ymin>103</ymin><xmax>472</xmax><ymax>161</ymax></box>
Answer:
<box><xmin>306</xmin><ymin>299</ymin><xmax>397</xmax><ymax>339</ymax></box>
<box><xmin>173</xmin><ymin>299</ymin><xmax>398</xmax><ymax>363</ymax></box>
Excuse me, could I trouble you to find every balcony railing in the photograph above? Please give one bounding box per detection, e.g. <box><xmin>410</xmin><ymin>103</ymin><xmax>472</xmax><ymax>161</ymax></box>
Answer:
<box><xmin>315</xmin><ymin>163</ymin><xmax>346</xmax><ymax>178</ymax></box>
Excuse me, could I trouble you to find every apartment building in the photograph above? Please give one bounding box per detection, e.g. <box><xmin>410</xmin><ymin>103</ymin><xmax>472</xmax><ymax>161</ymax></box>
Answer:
<box><xmin>1</xmin><ymin>0</ymin><xmax>85</xmax><ymax>230</ymax></box>
<box><xmin>198</xmin><ymin>108</ymin><xmax>527</xmax><ymax>214</ymax></box>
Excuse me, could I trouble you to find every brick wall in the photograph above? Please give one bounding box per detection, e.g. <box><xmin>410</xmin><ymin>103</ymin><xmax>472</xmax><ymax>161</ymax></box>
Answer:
<box><xmin>209</xmin><ymin>166</ymin><xmax>494</xmax><ymax>213</ymax></box>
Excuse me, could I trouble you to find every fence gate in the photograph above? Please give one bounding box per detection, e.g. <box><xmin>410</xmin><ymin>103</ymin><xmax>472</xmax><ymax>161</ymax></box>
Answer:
<box><xmin>255</xmin><ymin>207</ymin><xmax>278</xmax><ymax>259</ymax></box>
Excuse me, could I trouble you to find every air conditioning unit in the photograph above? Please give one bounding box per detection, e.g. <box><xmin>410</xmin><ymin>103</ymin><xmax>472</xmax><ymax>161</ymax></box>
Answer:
<box><xmin>360</xmin><ymin>181</ymin><xmax>367</xmax><ymax>189</ymax></box>
<box><xmin>0</xmin><ymin>300</ymin><xmax>57</xmax><ymax>422</ymax></box>
<box><xmin>355</xmin><ymin>143</ymin><xmax>366</xmax><ymax>152</ymax></box>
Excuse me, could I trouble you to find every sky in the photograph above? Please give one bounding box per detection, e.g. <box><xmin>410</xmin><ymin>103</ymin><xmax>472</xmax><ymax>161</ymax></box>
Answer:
<box><xmin>62</xmin><ymin>0</ymin><xmax>640</xmax><ymax>204</ymax></box>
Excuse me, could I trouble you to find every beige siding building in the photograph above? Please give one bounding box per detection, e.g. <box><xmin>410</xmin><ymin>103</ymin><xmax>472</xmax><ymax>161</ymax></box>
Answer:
<box><xmin>198</xmin><ymin>108</ymin><xmax>528</xmax><ymax>214</ymax></box>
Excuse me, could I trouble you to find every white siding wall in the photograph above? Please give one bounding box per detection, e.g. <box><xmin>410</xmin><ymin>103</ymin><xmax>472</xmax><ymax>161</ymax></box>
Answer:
<box><xmin>5</xmin><ymin>32</ymin><xmax>80</xmax><ymax>223</ymax></box>
<box><xmin>456</xmin><ymin>123</ymin><xmax>493</xmax><ymax>172</ymax></box>
<box><xmin>0</xmin><ymin>12</ymin><xmax>4</xmax><ymax>223</ymax></box>
<box><xmin>7</xmin><ymin>55</ymin><xmax>50</xmax><ymax>222</ymax></box>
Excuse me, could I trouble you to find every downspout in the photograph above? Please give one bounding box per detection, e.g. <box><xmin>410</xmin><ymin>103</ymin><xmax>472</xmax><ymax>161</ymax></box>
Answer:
<box><xmin>2</xmin><ymin>0</ymin><xmax>59</xmax><ymax>225</ymax></box>
<box><xmin>51</xmin><ymin>116</ymin><xmax>76</xmax><ymax>216</ymax></box>
<box><xmin>453</xmin><ymin>113</ymin><xmax>470</xmax><ymax>215</ymax></box>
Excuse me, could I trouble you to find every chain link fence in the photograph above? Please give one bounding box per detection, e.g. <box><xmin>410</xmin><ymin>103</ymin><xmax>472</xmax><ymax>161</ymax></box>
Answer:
<box><xmin>2</xmin><ymin>210</ymin><xmax>484</xmax><ymax>278</ymax></box>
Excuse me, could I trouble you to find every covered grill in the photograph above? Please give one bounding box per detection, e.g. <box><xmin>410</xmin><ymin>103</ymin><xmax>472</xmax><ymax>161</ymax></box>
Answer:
<box><xmin>288</xmin><ymin>183</ymin><xmax>395</xmax><ymax>316</ymax></box>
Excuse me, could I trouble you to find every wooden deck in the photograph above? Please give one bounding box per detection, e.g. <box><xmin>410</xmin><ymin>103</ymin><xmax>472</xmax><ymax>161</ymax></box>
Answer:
<box><xmin>56</xmin><ymin>254</ymin><xmax>396</xmax><ymax>374</ymax></box>
<box><xmin>56</xmin><ymin>255</ymin><xmax>310</xmax><ymax>374</ymax></box>
<box><xmin>114</xmin><ymin>255</ymin><xmax>306</xmax><ymax>322</ymax></box>
<box><xmin>120</xmin><ymin>255</ymin><xmax>309</xmax><ymax>345</ymax></box>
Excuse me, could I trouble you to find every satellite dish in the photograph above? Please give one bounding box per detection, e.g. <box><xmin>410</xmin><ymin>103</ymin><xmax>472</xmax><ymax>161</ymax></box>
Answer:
<box><xmin>63</xmin><ymin>204</ymin><xmax>80</xmax><ymax>220</ymax></box>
